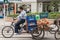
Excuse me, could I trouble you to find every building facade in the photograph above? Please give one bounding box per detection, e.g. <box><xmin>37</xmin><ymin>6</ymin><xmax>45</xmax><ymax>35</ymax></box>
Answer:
<box><xmin>37</xmin><ymin>0</ymin><xmax>60</xmax><ymax>12</ymax></box>
<box><xmin>0</xmin><ymin>0</ymin><xmax>60</xmax><ymax>16</ymax></box>
<box><xmin>9</xmin><ymin>0</ymin><xmax>60</xmax><ymax>13</ymax></box>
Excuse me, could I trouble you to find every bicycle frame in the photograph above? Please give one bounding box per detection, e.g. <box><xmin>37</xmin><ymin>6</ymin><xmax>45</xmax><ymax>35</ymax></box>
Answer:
<box><xmin>41</xmin><ymin>24</ymin><xmax>58</xmax><ymax>34</ymax></box>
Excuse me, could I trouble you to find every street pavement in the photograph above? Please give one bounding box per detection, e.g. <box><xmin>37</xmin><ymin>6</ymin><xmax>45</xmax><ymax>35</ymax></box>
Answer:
<box><xmin>0</xmin><ymin>19</ymin><xmax>59</xmax><ymax>40</ymax></box>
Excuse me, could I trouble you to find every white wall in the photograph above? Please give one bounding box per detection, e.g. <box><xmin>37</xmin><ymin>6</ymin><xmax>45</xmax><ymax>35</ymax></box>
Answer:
<box><xmin>37</xmin><ymin>2</ymin><xmax>43</xmax><ymax>12</ymax></box>
<box><xmin>22</xmin><ymin>0</ymin><xmax>36</xmax><ymax>2</ymax></box>
<box><xmin>31</xmin><ymin>2</ymin><xmax>37</xmax><ymax>12</ymax></box>
<box><xmin>9</xmin><ymin>0</ymin><xmax>38</xmax><ymax>12</ymax></box>
<box><xmin>59</xmin><ymin>6</ymin><xmax>60</xmax><ymax>12</ymax></box>
<box><xmin>9</xmin><ymin>0</ymin><xmax>37</xmax><ymax>3</ymax></box>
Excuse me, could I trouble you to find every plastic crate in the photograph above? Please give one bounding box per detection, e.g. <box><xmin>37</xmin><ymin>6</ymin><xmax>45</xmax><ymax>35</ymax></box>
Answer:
<box><xmin>26</xmin><ymin>16</ymin><xmax>37</xmax><ymax>31</ymax></box>
<box><xmin>28</xmin><ymin>22</ymin><xmax>37</xmax><ymax>26</ymax></box>
<box><xmin>26</xmin><ymin>15</ymin><xmax>36</xmax><ymax>21</ymax></box>
<box><xmin>26</xmin><ymin>15</ymin><xmax>36</xmax><ymax>23</ymax></box>
<box><xmin>27</xmin><ymin>20</ymin><xmax>36</xmax><ymax>23</ymax></box>
<box><xmin>28</xmin><ymin>26</ymin><xmax>37</xmax><ymax>31</ymax></box>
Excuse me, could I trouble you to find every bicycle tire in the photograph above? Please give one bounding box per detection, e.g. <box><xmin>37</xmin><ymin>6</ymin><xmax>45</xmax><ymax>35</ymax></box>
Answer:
<box><xmin>2</xmin><ymin>26</ymin><xmax>14</xmax><ymax>38</ymax></box>
<box><xmin>54</xmin><ymin>31</ymin><xmax>60</xmax><ymax>39</ymax></box>
<box><xmin>30</xmin><ymin>28</ymin><xmax>45</xmax><ymax>39</ymax></box>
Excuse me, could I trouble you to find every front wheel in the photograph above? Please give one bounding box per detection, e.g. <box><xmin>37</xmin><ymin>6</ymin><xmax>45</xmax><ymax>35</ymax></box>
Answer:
<box><xmin>2</xmin><ymin>26</ymin><xmax>14</xmax><ymax>38</ymax></box>
<box><xmin>54</xmin><ymin>31</ymin><xmax>60</xmax><ymax>39</ymax></box>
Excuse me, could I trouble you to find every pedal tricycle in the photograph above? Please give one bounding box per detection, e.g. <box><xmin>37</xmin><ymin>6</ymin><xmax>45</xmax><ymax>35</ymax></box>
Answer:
<box><xmin>2</xmin><ymin>16</ymin><xmax>43</xmax><ymax>38</ymax></box>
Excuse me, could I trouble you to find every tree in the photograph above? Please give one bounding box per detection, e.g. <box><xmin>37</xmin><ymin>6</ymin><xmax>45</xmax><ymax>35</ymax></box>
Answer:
<box><xmin>4</xmin><ymin>0</ymin><xmax>8</xmax><ymax>4</ymax></box>
<box><xmin>50</xmin><ymin>0</ymin><xmax>60</xmax><ymax>12</ymax></box>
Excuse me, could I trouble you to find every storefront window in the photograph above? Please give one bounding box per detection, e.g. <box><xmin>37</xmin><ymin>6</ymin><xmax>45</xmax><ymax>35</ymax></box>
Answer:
<box><xmin>43</xmin><ymin>2</ymin><xmax>51</xmax><ymax>12</ymax></box>
<box><xmin>43</xmin><ymin>2</ymin><xmax>59</xmax><ymax>12</ymax></box>
<box><xmin>8</xmin><ymin>3</ymin><xmax>14</xmax><ymax>15</ymax></box>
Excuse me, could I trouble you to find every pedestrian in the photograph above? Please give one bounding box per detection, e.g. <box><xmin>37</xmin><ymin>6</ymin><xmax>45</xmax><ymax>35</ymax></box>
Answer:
<box><xmin>14</xmin><ymin>6</ymin><xmax>27</xmax><ymax>34</ymax></box>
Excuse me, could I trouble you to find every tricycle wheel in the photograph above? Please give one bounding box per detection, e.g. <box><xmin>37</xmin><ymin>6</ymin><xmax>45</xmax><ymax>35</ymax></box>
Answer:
<box><xmin>30</xmin><ymin>28</ymin><xmax>45</xmax><ymax>39</ymax></box>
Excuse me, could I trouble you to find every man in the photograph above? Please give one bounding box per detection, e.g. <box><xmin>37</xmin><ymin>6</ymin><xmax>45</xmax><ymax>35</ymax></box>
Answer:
<box><xmin>15</xmin><ymin>7</ymin><xmax>27</xmax><ymax>34</ymax></box>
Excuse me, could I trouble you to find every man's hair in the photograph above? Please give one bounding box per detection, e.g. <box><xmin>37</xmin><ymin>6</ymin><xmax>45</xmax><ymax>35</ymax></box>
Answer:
<box><xmin>19</xmin><ymin>7</ymin><xmax>23</xmax><ymax>10</ymax></box>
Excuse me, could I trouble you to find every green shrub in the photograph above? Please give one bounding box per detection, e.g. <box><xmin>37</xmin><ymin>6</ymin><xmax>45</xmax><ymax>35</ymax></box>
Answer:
<box><xmin>48</xmin><ymin>12</ymin><xmax>60</xmax><ymax>19</ymax></box>
<box><xmin>8</xmin><ymin>12</ymin><xmax>60</xmax><ymax>19</ymax></box>
<box><xmin>27</xmin><ymin>12</ymin><xmax>39</xmax><ymax>16</ymax></box>
<box><xmin>8</xmin><ymin>14</ymin><xmax>18</xmax><ymax>18</ymax></box>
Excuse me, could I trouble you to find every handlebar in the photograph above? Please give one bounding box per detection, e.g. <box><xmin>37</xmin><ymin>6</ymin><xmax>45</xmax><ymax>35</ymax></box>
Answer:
<box><xmin>12</xmin><ymin>17</ymin><xmax>16</xmax><ymax>21</ymax></box>
<box><xmin>11</xmin><ymin>17</ymin><xmax>17</xmax><ymax>23</ymax></box>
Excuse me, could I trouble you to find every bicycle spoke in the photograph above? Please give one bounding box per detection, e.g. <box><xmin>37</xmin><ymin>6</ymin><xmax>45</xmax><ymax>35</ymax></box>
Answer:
<box><xmin>2</xmin><ymin>26</ymin><xmax>14</xmax><ymax>38</ymax></box>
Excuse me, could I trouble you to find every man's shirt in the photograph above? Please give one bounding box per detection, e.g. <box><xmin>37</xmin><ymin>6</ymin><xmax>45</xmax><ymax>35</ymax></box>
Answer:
<box><xmin>17</xmin><ymin>10</ymin><xmax>27</xmax><ymax>20</ymax></box>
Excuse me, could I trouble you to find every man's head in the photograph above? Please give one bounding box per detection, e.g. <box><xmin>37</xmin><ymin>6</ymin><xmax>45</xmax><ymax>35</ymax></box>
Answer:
<box><xmin>19</xmin><ymin>7</ymin><xmax>23</xmax><ymax>12</ymax></box>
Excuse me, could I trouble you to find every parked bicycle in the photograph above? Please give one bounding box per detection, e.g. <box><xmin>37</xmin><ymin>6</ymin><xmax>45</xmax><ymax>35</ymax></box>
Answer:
<box><xmin>54</xmin><ymin>18</ymin><xmax>60</xmax><ymax>39</ymax></box>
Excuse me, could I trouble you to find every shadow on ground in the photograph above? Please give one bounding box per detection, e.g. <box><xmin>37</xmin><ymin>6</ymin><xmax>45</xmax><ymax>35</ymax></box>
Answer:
<box><xmin>34</xmin><ymin>37</ymin><xmax>59</xmax><ymax>40</ymax></box>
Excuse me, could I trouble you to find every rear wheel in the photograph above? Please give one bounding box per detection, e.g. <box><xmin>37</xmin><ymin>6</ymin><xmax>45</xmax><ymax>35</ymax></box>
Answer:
<box><xmin>30</xmin><ymin>27</ymin><xmax>45</xmax><ymax>39</ymax></box>
<box><xmin>2</xmin><ymin>26</ymin><xmax>14</xmax><ymax>38</ymax></box>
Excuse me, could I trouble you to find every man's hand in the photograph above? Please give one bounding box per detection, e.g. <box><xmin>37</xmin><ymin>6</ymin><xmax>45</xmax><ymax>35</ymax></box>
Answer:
<box><xmin>13</xmin><ymin>18</ymin><xmax>18</xmax><ymax>23</ymax></box>
<box><xmin>14</xmin><ymin>19</ymin><xmax>18</xmax><ymax>23</ymax></box>
<box><xmin>13</xmin><ymin>18</ymin><xmax>17</xmax><ymax>23</ymax></box>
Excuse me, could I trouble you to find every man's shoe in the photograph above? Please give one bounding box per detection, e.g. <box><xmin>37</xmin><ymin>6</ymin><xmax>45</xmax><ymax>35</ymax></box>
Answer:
<box><xmin>14</xmin><ymin>33</ymin><xmax>21</xmax><ymax>35</ymax></box>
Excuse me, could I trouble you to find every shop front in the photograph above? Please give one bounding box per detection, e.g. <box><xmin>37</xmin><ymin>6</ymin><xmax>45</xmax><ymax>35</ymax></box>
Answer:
<box><xmin>37</xmin><ymin>0</ymin><xmax>60</xmax><ymax>12</ymax></box>
<box><xmin>0</xmin><ymin>0</ymin><xmax>60</xmax><ymax>16</ymax></box>
<box><xmin>0</xmin><ymin>0</ymin><xmax>4</xmax><ymax>18</ymax></box>
<box><xmin>8</xmin><ymin>0</ymin><xmax>37</xmax><ymax>14</ymax></box>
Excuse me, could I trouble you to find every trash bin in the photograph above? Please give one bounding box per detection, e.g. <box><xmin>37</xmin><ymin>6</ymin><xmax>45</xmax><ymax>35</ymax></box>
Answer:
<box><xmin>35</xmin><ymin>15</ymin><xmax>40</xmax><ymax>20</ymax></box>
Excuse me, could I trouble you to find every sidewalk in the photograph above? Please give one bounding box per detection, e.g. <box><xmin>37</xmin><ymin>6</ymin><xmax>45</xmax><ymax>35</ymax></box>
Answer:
<box><xmin>0</xmin><ymin>18</ymin><xmax>12</xmax><ymax>26</ymax></box>
<box><xmin>0</xmin><ymin>19</ymin><xmax>5</xmax><ymax>26</ymax></box>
